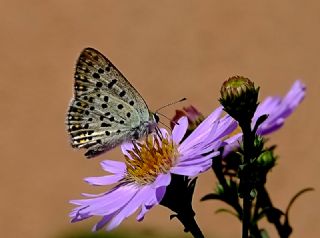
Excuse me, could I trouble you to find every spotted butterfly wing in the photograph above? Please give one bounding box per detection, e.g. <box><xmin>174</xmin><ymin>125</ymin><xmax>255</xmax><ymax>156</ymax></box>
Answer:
<box><xmin>67</xmin><ymin>48</ymin><xmax>158</xmax><ymax>158</ymax></box>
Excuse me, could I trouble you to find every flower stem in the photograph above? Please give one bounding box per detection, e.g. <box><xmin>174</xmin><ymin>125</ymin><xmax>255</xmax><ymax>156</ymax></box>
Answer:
<box><xmin>176</xmin><ymin>214</ymin><xmax>205</xmax><ymax>238</ymax></box>
<box><xmin>160</xmin><ymin>175</ymin><xmax>205</xmax><ymax>238</ymax></box>
<box><xmin>242</xmin><ymin>194</ymin><xmax>251</xmax><ymax>238</ymax></box>
<box><xmin>239</xmin><ymin>121</ymin><xmax>255</xmax><ymax>238</ymax></box>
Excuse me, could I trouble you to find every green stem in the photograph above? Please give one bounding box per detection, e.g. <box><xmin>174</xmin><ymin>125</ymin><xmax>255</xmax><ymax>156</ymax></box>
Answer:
<box><xmin>242</xmin><ymin>196</ymin><xmax>251</xmax><ymax>238</ymax></box>
<box><xmin>177</xmin><ymin>214</ymin><xmax>205</xmax><ymax>238</ymax></box>
<box><xmin>239</xmin><ymin>121</ymin><xmax>255</xmax><ymax>238</ymax></box>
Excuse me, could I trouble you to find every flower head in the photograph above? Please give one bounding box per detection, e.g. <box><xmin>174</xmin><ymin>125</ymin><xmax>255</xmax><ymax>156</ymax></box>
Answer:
<box><xmin>70</xmin><ymin>108</ymin><xmax>237</xmax><ymax>231</ymax></box>
<box><xmin>220</xmin><ymin>76</ymin><xmax>259</xmax><ymax>123</ymax></box>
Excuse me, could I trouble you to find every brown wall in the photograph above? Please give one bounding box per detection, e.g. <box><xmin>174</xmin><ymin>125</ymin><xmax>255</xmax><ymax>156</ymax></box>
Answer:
<box><xmin>1</xmin><ymin>1</ymin><xmax>319</xmax><ymax>238</ymax></box>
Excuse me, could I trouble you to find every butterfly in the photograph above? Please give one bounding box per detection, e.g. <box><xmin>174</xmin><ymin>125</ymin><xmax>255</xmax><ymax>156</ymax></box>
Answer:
<box><xmin>67</xmin><ymin>48</ymin><xmax>159</xmax><ymax>158</ymax></box>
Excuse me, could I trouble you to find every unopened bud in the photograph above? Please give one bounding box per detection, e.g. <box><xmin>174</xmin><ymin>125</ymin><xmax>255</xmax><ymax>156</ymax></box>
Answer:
<box><xmin>219</xmin><ymin>76</ymin><xmax>259</xmax><ymax>123</ymax></box>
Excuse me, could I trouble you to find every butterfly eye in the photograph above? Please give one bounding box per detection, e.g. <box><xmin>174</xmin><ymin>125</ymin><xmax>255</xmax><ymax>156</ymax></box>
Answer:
<box><xmin>154</xmin><ymin>114</ymin><xmax>160</xmax><ymax>123</ymax></box>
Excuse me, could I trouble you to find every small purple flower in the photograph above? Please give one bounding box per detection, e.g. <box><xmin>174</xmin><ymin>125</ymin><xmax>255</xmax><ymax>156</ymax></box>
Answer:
<box><xmin>224</xmin><ymin>80</ymin><xmax>306</xmax><ymax>155</ymax></box>
<box><xmin>70</xmin><ymin>108</ymin><xmax>237</xmax><ymax>231</ymax></box>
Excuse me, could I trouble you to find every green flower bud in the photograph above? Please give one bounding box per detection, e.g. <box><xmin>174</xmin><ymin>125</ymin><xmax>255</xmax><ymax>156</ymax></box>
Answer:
<box><xmin>257</xmin><ymin>150</ymin><xmax>276</xmax><ymax>170</ymax></box>
<box><xmin>219</xmin><ymin>76</ymin><xmax>259</xmax><ymax>124</ymax></box>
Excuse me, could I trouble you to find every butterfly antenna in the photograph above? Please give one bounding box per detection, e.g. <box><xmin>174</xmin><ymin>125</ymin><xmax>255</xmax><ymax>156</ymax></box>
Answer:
<box><xmin>155</xmin><ymin>97</ymin><xmax>187</xmax><ymax>113</ymax></box>
<box><xmin>158</xmin><ymin>121</ymin><xmax>172</xmax><ymax>131</ymax></box>
<box><xmin>156</xmin><ymin>112</ymin><xmax>180</xmax><ymax>126</ymax></box>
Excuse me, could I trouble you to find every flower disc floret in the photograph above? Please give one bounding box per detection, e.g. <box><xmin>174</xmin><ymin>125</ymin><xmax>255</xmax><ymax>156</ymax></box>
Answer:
<box><xmin>125</xmin><ymin>137</ymin><xmax>179</xmax><ymax>185</ymax></box>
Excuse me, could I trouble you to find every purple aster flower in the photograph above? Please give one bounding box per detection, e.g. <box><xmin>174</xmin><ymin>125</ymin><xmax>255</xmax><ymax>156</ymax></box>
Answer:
<box><xmin>70</xmin><ymin>108</ymin><xmax>237</xmax><ymax>231</ymax></box>
<box><xmin>223</xmin><ymin>80</ymin><xmax>306</xmax><ymax>155</ymax></box>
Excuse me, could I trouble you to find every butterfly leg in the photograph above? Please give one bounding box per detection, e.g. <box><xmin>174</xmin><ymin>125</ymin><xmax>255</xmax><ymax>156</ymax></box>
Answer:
<box><xmin>155</xmin><ymin>126</ymin><xmax>164</xmax><ymax>140</ymax></box>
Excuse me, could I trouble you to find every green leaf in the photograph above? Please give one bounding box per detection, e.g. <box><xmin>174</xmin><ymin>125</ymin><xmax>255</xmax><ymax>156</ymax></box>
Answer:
<box><xmin>200</xmin><ymin>193</ymin><xmax>222</xmax><ymax>201</ymax></box>
<box><xmin>215</xmin><ymin>208</ymin><xmax>240</xmax><ymax>219</ymax></box>
<box><xmin>285</xmin><ymin>187</ymin><xmax>314</xmax><ymax>217</ymax></box>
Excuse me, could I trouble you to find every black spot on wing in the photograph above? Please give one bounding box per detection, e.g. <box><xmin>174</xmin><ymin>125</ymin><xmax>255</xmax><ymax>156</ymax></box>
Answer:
<box><xmin>108</xmin><ymin>79</ymin><xmax>117</xmax><ymax>88</ymax></box>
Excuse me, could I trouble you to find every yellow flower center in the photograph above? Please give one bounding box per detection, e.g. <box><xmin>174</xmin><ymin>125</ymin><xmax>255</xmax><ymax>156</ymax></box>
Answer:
<box><xmin>124</xmin><ymin>135</ymin><xmax>180</xmax><ymax>185</ymax></box>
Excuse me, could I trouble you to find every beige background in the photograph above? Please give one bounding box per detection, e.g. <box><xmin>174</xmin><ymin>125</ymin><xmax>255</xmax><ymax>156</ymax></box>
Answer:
<box><xmin>1</xmin><ymin>1</ymin><xmax>319</xmax><ymax>238</ymax></box>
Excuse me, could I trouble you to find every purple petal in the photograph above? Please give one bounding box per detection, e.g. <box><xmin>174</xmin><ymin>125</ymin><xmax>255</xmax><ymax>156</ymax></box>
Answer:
<box><xmin>272</xmin><ymin>80</ymin><xmax>305</xmax><ymax>119</ymax></box>
<box><xmin>178</xmin><ymin>107</ymin><xmax>235</xmax><ymax>156</ymax></box>
<box><xmin>255</xmin><ymin>97</ymin><xmax>281</xmax><ymax>116</ymax></box>
<box><xmin>283</xmin><ymin>80</ymin><xmax>305</xmax><ymax>110</ymax></box>
<box><xmin>222</xmin><ymin>136</ymin><xmax>242</xmax><ymax>157</ymax></box>
<box><xmin>170</xmin><ymin>160</ymin><xmax>212</xmax><ymax>176</ymax></box>
<box><xmin>179</xmin><ymin>107</ymin><xmax>223</xmax><ymax>151</ymax></box>
<box><xmin>106</xmin><ymin>186</ymin><xmax>153</xmax><ymax>230</ymax></box>
<box><xmin>172</xmin><ymin>117</ymin><xmax>188</xmax><ymax>144</ymax></box>
<box><xmin>178</xmin><ymin>138</ymin><xmax>219</xmax><ymax>159</ymax></box>
<box><xmin>71</xmin><ymin>184</ymin><xmax>139</xmax><ymax>216</ymax></box>
<box><xmin>91</xmin><ymin>186</ymin><xmax>138</xmax><ymax>216</ymax></box>
<box><xmin>80</xmin><ymin>192</ymin><xmax>106</xmax><ymax>198</ymax></box>
<box><xmin>255</xmin><ymin>80</ymin><xmax>305</xmax><ymax>135</ymax></box>
<box><xmin>121</xmin><ymin>143</ymin><xmax>135</xmax><ymax>157</ymax></box>
<box><xmin>207</xmin><ymin>115</ymin><xmax>238</xmax><ymax>141</ymax></box>
<box><xmin>70</xmin><ymin>212</ymin><xmax>92</xmax><ymax>222</ymax></box>
<box><xmin>136</xmin><ymin>205</ymin><xmax>149</xmax><ymax>222</ymax></box>
<box><xmin>224</xmin><ymin>132</ymin><xmax>242</xmax><ymax>145</ymax></box>
<box><xmin>159</xmin><ymin>128</ymin><xmax>170</xmax><ymax>138</ymax></box>
<box><xmin>155</xmin><ymin>186</ymin><xmax>167</xmax><ymax>202</ymax></box>
<box><xmin>136</xmin><ymin>200</ymin><xmax>158</xmax><ymax>222</ymax></box>
<box><xmin>257</xmin><ymin>118</ymin><xmax>285</xmax><ymax>135</ymax></box>
<box><xmin>84</xmin><ymin>174</ymin><xmax>124</xmax><ymax>186</ymax></box>
<box><xmin>92</xmin><ymin>213</ymin><xmax>115</xmax><ymax>231</ymax></box>
<box><xmin>100</xmin><ymin>160</ymin><xmax>126</xmax><ymax>174</ymax></box>
<box><xmin>136</xmin><ymin>186</ymin><xmax>162</xmax><ymax>222</ymax></box>
<box><xmin>152</xmin><ymin>173</ymin><xmax>171</xmax><ymax>188</ymax></box>
<box><xmin>178</xmin><ymin>153</ymin><xmax>217</xmax><ymax>167</ymax></box>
